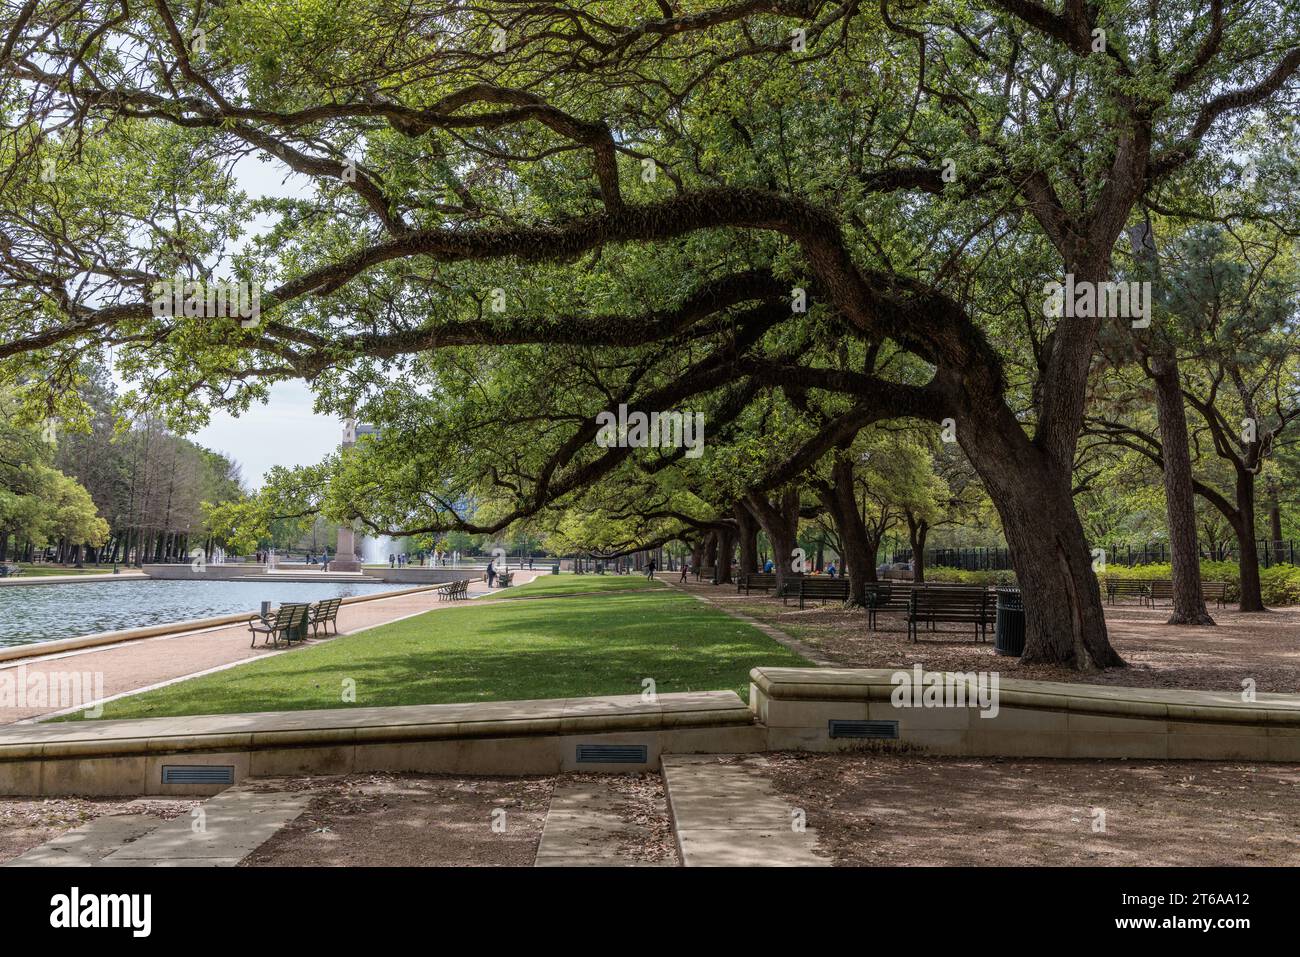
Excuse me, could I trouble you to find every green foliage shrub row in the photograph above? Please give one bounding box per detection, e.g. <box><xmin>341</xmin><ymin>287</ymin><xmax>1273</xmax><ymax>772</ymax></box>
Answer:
<box><xmin>918</xmin><ymin>561</ymin><xmax>1300</xmax><ymax>605</ymax></box>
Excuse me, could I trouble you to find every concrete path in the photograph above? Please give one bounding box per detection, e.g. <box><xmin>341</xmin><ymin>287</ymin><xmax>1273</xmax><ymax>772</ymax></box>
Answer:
<box><xmin>2</xmin><ymin>813</ymin><xmax>160</xmax><ymax>867</ymax></box>
<box><xmin>535</xmin><ymin>782</ymin><xmax>673</xmax><ymax>867</ymax></box>
<box><xmin>661</xmin><ymin>755</ymin><xmax>829</xmax><ymax>866</ymax></box>
<box><xmin>0</xmin><ymin>571</ymin><xmax>146</xmax><ymax>587</ymax></box>
<box><xmin>1</xmin><ymin>571</ymin><xmax>546</xmax><ymax>724</ymax></box>
<box><xmin>4</xmin><ymin>785</ymin><xmax>308</xmax><ymax>868</ymax></box>
<box><xmin>97</xmin><ymin>785</ymin><xmax>310</xmax><ymax>867</ymax></box>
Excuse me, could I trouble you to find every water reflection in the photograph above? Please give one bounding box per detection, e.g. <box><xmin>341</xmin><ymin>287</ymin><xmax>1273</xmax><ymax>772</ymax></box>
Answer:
<box><xmin>0</xmin><ymin>579</ymin><xmax>410</xmax><ymax>645</ymax></box>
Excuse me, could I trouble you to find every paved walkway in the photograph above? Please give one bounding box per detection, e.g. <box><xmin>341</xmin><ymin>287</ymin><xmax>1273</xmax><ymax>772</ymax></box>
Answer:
<box><xmin>5</xmin><ymin>785</ymin><xmax>308</xmax><ymax>867</ymax></box>
<box><xmin>0</xmin><ymin>571</ymin><xmax>146</xmax><ymax>587</ymax></box>
<box><xmin>0</xmin><ymin>571</ymin><xmax>545</xmax><ymax>724</ymax></box>
<box><xmin>535</xmin><ymin>781</ymin><xmax>673</xmax><ymax>867</ymax></box>
<box><xmin>662</xmin><ymin>754</ymin><xmax>829</xmax><ymax>866</ymax></box>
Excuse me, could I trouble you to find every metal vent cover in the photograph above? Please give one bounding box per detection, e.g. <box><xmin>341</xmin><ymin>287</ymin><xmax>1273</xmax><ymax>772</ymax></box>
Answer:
<box><xmin>161</xmin><ymin>765</ymin><xmax>235</xmax><ymax>785</ymax></box>
<box><xmin>574</xmin><ymin>744</ymin><xmax>649</xmax><ymax>764</ymax></box>
<box><xmin>828</xmin><ymin>719</ymin><xmax>900</xmax><ymax>740</ymax></box>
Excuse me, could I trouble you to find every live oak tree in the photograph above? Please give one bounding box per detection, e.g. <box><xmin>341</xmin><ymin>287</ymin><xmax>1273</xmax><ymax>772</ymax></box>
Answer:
<box><xmin>2</xmin><ymin>1</ymin><xmax>1298</xmax><ymax>667</ymax></box>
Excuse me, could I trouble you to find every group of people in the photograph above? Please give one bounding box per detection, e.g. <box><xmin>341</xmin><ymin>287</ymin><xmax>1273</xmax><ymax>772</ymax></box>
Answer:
<box><xmin>388</xmin><ymin>553</ymin><xmax>412</xmax><ymax>568</ymax></box>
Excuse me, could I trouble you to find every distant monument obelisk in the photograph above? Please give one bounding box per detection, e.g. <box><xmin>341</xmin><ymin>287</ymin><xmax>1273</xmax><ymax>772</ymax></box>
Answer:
<box><xmin>330</xmin><ymin>419</ymin><xmax>364</xmax><ymax>573</ymax></box>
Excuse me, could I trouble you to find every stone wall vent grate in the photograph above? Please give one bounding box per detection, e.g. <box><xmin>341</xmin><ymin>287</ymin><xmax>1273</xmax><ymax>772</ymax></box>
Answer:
<box><xmin>574</xmin><ymin>744</ymin><xmax>649</xmax><ymax>764</ymax></box>
<box><xmin>161</xmin><ymin>765</ymin><xmax>235</xmax><ymax>785</ymax></box>
<box><xmin>828</xmin><ymin>719</ymin><xmax>899</xmax><ymax>739</ymax></box>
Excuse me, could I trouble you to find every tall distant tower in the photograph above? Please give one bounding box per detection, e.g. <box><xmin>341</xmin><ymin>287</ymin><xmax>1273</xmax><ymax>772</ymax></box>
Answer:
<box><xmin>331</xmin><ymin>418</ymin><xmax>365</xmax><ymax>572</ymax></box>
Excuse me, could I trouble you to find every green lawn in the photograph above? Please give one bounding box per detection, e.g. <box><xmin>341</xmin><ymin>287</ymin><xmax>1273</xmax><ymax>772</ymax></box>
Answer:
<box><xmin>68</xmin><ymin>576</ymin><xmax>809</xmax><ymax>721</ymax></box>
<box><xmin>492</xmin><ymin>572</ymin><xmax>663</xmax><ymax>597</ymax></box>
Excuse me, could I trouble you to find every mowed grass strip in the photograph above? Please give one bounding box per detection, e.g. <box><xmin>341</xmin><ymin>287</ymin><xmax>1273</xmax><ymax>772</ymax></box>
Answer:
<box><xmin>71</xmin><ymin>581</ymin><xmax>809</xmax><ymax>721</ymax></box>
<box><xmin>489</xmin><ymin>572</ymin><xmax>664</xmax><ymax>598</ymax></box>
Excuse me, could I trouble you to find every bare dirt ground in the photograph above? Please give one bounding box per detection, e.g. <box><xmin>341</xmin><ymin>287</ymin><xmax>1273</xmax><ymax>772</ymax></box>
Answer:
<box><xmin>757</xmin><ymin>750</ymin><xmax>1300</xmax><ymax>866</ymax></box>
<box><xmin>240</xmin><ymin>772</ymin><xmax>553</xmax><ymax>866</ymax></box>
<box><xmin>239</xmin><ymin>770</ymin><xmax>676</xmax><ymax>867</ymax></box>
<box><xmin>677</xmin><ymin>580</ymin><xmax>1300</xmax><ymax>692</ymax></box>
<box><xmin>0</xmin><ymin>796</ymin><xmax>197</xmax><ymax>863</ymax></box>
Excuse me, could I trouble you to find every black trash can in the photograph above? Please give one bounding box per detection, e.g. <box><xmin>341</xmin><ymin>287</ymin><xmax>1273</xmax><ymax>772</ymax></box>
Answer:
<box><xmin>994</xmin><ymin>587</ymin><xmax>1025</xmax><ymax>657</ymax></box>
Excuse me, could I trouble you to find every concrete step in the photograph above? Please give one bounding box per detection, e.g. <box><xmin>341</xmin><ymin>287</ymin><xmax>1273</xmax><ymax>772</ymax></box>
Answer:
<box><xmin>3</xmin><ymin>813</ymin><xmax>162</xmax><ymax>867</ymax></box>
<box><xmin>661</xmin><ymin>755</ymin><xmax>829</xmax><ymax>866</ymax></box>
<box><xmin>97</xmin><ymin>785</ymin><xmax>310</xmax><ymax>867</ymax></box>
<box><xmin>535</xmin><ymin>781</ymin><xmax>673</xmax><ymax>867</ymax></box>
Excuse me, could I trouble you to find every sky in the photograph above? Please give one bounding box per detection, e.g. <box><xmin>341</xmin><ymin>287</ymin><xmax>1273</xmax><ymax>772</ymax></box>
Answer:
<box><xmin>193</xmin><ymin>380</ymin><xmax>343</xmax><ymax>490</ymax></box>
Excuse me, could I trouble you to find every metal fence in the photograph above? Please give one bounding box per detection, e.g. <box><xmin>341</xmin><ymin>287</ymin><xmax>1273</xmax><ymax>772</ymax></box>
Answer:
<box><xmin>888</xmin><ymin>540</ymin><xmax>1299</xmax><ymax>571</ymax></box>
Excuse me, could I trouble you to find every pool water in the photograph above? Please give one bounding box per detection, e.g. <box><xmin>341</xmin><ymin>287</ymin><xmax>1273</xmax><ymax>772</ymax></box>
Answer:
<box><xmin>0</xmin><ymin>578</ymin><xmax>411</xmax><ymax>646</ymax></box>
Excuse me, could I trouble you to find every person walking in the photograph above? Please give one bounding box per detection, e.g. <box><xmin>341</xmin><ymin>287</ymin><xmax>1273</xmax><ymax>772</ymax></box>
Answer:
<box><xmin>645</xmin><ymin>559</ymin><xmax>656</xmax><ymax>580</ymax></box>
<box><xmin>486</xmin><ymin>559</ymin><xmax>497</xmax><ymax>589</ymax></box>
<box><xmin>679</xmin><ymin>562</ymin><xmax>689</xmax><ymax>583</ymax></box>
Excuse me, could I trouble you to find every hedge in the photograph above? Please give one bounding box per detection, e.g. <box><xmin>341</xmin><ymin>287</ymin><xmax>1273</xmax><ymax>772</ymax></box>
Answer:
<box><xmin>914</xmin><ymin>561</ymin><xmax>1300</xmax><ymax>606</ymax></box>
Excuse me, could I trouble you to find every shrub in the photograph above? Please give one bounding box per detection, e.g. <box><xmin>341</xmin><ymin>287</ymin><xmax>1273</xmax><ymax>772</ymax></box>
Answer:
<box><xmin>922</xmin><ymin>560</ymin><xmax>1300</xmax><ymax>606</ymax></box>
<box><xmin>920</xmin><ymin>567</ymin><xmax>1018</xmax><ymax>587</ymax></box>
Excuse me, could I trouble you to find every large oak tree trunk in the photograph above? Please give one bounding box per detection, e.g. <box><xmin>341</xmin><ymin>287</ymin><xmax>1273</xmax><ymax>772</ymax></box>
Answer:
<box><xmin>962</xmin><ymin>409</ymin><xmax>1123</xmax><ymax>670</ymax></box>
<box><xmin>733</xmin><ymin>504</ymin><xmax>759</xmax><ymax>575</ymax></box>
<box><xmin>819</xmin><ymin>459</ymin><xmax>873</xmax><ymax>606</ymax></box>
<box><xmin>1152</xmin><ymin>357</ymin><xmax>1214</xmax><ymax>624</ymax></box>
<box><xmin>716</xmin><ymin>525</ymin><xmax>734</xmax><ymax>583</ymax></box>
<box><xmin>746</xmin><ymin>488</ymin><xmax>801</xmax><ymax>592</ymax></box>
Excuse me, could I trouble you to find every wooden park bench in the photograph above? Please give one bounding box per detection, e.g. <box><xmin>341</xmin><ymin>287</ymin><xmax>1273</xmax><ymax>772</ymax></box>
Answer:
<box><xmin>736</xmin><ymin>572</ymin><xmax>781</xmax><ymax>594</ymax></box>
<box><xmin>248</xmin><ymin>602</ymin><xmax>310</xmax><ymax>648</ymax></box>
<box><xmin>436</xmin><ymin>580</ymin><xmax>470</xmax><ymax>602</ymax></box>
<box><xmin>497</xmin><ymin>571</ymin><xmax>514</xmax><ymax>588</ymax></box>
<box><xmin>906</xmin><ymin>587</ymin><xmax>995</xmax><ymax>643</ymax></box>
<box><xmin>865</xmin><ymin>582</ymin><xmax>913</xmax><ymax>630</ymax></box>
<box><xmin>1105</xmin><ymin>578</ymin><xmax>1157</xmax><ymax>606</ymax></box>
<box><xmin>308</xmin><ymin>597</ymin><xmax>343</xmax><ymax>637</ymax></box>
<box><xmin>1149</xmin><ymin>579</ymin><xmax>1229</xmax><ymax>608</ymax></box>
<box><xmin>783</xmin><ymin>576</ymin><xmax>851</xmax><ymax>609</ymax></box>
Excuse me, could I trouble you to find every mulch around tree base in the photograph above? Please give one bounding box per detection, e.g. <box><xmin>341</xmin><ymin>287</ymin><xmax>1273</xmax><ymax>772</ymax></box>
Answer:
<box><xmin>756</xmin><ymin>750</ymin><xmax>1300</xmax><ymax>866</ymax></box>
<box><xmin>678</xmin><ymin>581</ymin><xmax>1300</xmax><ymax>692</ymax></box>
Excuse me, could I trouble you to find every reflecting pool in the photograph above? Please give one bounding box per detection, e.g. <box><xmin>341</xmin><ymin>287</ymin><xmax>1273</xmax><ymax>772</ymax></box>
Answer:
<box><xmin>0</xmin><ymin>579</ymin><xmax>411</xmax><ymax>646</ymax></box>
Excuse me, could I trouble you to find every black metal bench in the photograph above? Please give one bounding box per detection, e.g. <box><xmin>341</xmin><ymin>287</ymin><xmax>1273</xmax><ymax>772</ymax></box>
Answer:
<box><xmin>736</xmin><ymin>573</ymin><xmax>781</xmax><ymax>594</ymax></box>
<box><xmin>784</xmin><ymin>576</ymin><xmax>851</xmax><ymax>609</ymax></box>
<box><xmin>248</xmin><ymin>602</ymin><xmax>310</xmax><ymax>648</ymax></box>
<box><xmin>1105</xmin><ymin>579</ymin><xmax>1156</xmax><ymax>606</ymax></box>
<box><xmin>907</xmin><ymin>587</ymin><xmax>995</xmax><ymax>643</ymax></box>
<box><xmin>497</xmin><ymin>571</ymin><xmax>514</xmax><ymax>588</ymax></box>
<box><xmin>308</xmin><ymin>597</ymin><xmax>343</xmax><ymax>637</ymax></box>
